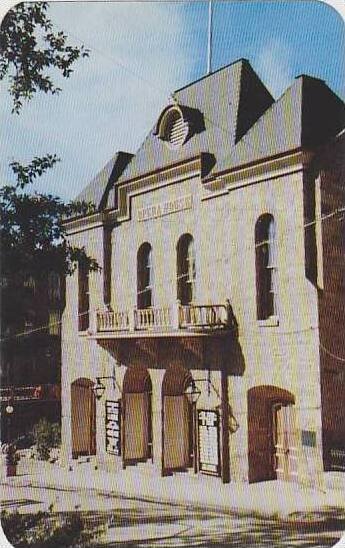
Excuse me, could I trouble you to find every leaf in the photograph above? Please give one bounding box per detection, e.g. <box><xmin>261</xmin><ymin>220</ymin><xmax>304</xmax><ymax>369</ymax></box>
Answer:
<box><xmin>0</xmin><ymin>2</ymin><xmax>90</xmax><ymax>112</ymax></box>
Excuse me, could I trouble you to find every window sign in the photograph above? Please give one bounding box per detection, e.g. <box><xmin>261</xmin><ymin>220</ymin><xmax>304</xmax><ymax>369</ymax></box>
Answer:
<box><xmin>105</xmin><ymin>400</ymin><xmax>121</xmax><ymax>455</ymax></box>
<box><xmin>301</xmin><ymin>430</ymin><xmax>316</xmax><ymax>448</ymax></box>
<box><xmin>198</xmin><ymin>409</ymin><xmax>220</xmax><ymax>476</ymax></box>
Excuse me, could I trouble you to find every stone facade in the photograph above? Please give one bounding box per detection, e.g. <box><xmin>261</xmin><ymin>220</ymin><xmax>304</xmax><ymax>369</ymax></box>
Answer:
<box><xmin>61</xmin><ymin>59</ymin><xmax>345</xmax><ymax>488</ymax></box>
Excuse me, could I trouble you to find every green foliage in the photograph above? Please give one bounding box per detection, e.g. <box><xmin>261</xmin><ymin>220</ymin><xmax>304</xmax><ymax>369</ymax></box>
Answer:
<box><xmin>32</xmin><ymin>418</ymin><xmax>61</xmax><ymax>461</ymax></box>
<box><xmin>1</xmin><ymin>509</ymin><xmax>46</xmax><ymax>547</ymax></box>
<box><xmin>1</xmin><ymin>156</ymin><xmax>98</xmax><ymax>277</ymax></box>
<box><xmin>1</xmin><ymin>509</ymin><xmax>96</xmax><ymax>547</ymax></box>
<box><xmin>0</xmin><ymin>2</ymin><xmax>89</xmax><ymax>113</ymax></box>
<box><xmin>0</xmin><ymin>3</ymin><xmax>98</xmax><ymax>341</ymax></box>
<box><xmin>0</xmin><ymin>157</ymin><xmax>99</xmax><ymax>337</ymax></box>
<box><xmin>10</xmin><ymin>154</ymin><xmax>60</xmax><ymax>189</ymax></box>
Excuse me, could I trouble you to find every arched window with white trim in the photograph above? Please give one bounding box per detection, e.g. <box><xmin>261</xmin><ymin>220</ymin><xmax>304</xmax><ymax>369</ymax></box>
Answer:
<box><xmin>137</xmin><ymin>243</ymin><xmax>153</xmax><ymax>309</ymax></box>
<box><xmin>255</xmin><ymin>214</ymin><xmax>277</xmax><ymax>320</ymax></box>
<box><xmin>177</xmin><ymin>234</ymin><xmax>196</xmax><ymax>305</ymax></box>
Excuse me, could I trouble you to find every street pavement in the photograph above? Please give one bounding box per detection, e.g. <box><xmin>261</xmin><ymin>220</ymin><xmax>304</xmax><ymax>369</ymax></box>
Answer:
<box><xmin>1</xmin><ymin>458</ymin><xmax>345</xmax><ymax>546</ymax></box>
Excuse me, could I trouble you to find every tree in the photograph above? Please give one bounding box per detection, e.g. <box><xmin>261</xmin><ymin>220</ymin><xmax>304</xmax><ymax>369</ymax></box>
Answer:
<box><xmin>0</xmin><ymin>155</ymin><xmax>99</xmax><ymax>335</ymax></box>
<box><xmin>0</xmin><ymin>1</ymin><xmax>89</xmax><ymax>113</ymax></box>
<box><xmin>0</xmin><ymin>3</ymin><xmax>97</xmax><ymax>340</ymax></box>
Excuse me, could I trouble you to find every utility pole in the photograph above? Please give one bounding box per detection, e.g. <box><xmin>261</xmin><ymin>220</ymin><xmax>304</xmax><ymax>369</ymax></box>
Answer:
<box><xmin>207</xmin><ymin>0</ymin><xmax>213</xmax><ymax>75</ymax></box>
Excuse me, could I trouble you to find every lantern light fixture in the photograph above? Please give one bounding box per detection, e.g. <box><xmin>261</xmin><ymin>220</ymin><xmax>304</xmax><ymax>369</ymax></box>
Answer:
<box><xmin>92</xmin><ymin>376</ymin><xmax>116</xmax><ymax>400</ymax></box>
<box><xmin>184</xmin><ymin>380</ymin><xmax>201</xmax><ymax>405</ymax></box>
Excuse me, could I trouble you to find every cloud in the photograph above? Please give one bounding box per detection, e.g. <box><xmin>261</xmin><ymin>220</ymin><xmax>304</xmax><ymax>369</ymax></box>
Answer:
<box><xmin>254</xmin><ymin>38</ymin><xmax>293</xmax><ymax>98</ymax></box>
<box><xmin>0</xmin><ymin>2</ymin><xmax>195</xmax><ymax>200</ymax></box>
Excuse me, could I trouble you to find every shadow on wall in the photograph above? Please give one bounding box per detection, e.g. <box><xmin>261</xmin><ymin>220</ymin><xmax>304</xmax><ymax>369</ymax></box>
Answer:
<box><xmin>98</xmin><ymin>305</ymin><xmax>246</xmax><ymax>379</ymax></box>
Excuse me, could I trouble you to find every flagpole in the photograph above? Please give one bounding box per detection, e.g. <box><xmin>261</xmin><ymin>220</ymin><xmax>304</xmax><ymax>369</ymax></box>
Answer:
<box><xmin>207</xmin><ymin>0</ymin><xmax>213</xmax><ymax>75</ymax></box>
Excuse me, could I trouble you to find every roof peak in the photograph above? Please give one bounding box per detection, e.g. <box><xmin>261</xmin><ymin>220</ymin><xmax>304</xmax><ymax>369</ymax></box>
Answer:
<box><xmin>173</xmin><ymin>58</ymin><xmax>249</xmax><ymax>95</ymax></box>
<box><xmin>295</xmin><ymin>74</ymin><xmax>325</xmax><ymax>83</ymax></box>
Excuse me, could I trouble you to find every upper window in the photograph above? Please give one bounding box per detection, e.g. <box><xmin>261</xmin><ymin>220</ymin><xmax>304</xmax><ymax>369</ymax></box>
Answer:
<box><xmin>157</xmin><ymin>106</ymin><xmax>189</xmax><ymax>149</ymax></box>
<box><xmin>177</xmin><ymin>234</ymin><xmax>196</xmax><ymax>305</ymax></box>
<box><xmin>49</xmin><ymin>310</ymin><xmax>61</xmax><ymax>336</ymax></box>
<box><xmin>255</xmin><ymin>214</ymin><xmax>277</xmax><ymax>321</ymax></box>
<box><xmin>78</xmin><ymin>263</ymin><xmax>89</xmax><ymax>331</ymax></box>
<box><xmin>137</xmin><ymin>243</ymin><xmax>153</xmax><ymax>309</ymax></box>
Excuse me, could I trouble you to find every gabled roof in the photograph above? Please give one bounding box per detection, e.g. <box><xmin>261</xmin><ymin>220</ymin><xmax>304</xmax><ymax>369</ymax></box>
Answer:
<box><xmin>74</xmin><ymin>59</ymin><xmax>345</xmax><ymax>211</ymax></box>
<box><xmin>114</xmin><ymin>59</ymin><xmax>274</xmax><ymax>186</ymax></box>
<box><xmin>214</xmin><ymin>75</ymin><xmax>345</xmax><ymax>175</ymax></box>
<box><xmin>75</xmin><ymin>151</ymin><xmax>133</xmax><ymax>210</ymax></box>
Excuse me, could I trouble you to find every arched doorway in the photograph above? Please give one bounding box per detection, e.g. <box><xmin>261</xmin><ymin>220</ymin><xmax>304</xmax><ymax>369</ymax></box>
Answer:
<box><xmin>71</xmin><ymin>378</ymin><xmax>96</xmax><ymax>459</ymax></box>
<box><xmin>247</xmin><ymin>385</ymin><xmax>297</xmax><ymax>483</ymax></box>
<box><xmin>123</xmin><ymin>367</ymin><xmax>152</xmax><ymax>465</ymax></box>
<box><xmin>162</xmin><ymin>362</ymin><xmax>194</xmax><ymax>473</ymax></box>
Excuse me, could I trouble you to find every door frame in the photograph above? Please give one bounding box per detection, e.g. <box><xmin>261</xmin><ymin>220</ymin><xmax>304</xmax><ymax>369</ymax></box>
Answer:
<box><xmin>122</xmin><ymin>366</ymin><xmax>152</xmax><ymax>467</ymax></box>
<box><xmin>247</xmin><ymin>385</ymin><xmax>295</xmax><ymax>483</ymax></box>
<box><xmin>71</xmin><ymin>377</ymin><xmax>96</xmax><ymax>459</ymax></box>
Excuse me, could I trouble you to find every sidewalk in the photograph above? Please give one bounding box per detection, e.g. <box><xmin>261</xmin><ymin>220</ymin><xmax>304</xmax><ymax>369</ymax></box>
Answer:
<box><xmin>1</xmin><ymin>457</ymin><xmax>345</xmax><ymax>521</ymax></box>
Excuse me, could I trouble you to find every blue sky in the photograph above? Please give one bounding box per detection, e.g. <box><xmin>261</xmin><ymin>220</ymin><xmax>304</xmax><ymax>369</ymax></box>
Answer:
<box><xmin>1</xmin><ymin>1</ymin><xmax>344</xmax><ymax>201</ymax></box>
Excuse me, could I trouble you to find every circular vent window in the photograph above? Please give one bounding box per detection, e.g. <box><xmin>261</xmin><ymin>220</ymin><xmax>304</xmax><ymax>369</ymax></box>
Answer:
<box><xmin>159</xmin><ymin>107</ymin><xmax>189</xmax><ymax>149</ymax></box>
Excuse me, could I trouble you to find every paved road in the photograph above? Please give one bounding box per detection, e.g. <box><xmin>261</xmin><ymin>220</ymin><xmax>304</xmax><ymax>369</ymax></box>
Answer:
<box><xmin>1</xmin><ymin>481</ymin><xmax>344</xmax><ymax>547</ymax></box>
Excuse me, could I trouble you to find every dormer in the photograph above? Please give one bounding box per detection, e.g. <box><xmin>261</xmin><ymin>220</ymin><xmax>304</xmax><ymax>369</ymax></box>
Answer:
<box><xmin>154</xmin><ymin>104</ymin><xmax>205</xmax><ymax>149</ymax></box>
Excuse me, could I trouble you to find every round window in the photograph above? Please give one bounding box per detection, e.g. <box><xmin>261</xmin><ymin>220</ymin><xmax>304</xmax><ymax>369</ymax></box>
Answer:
<box><xmin>160</xmin><ymin>108</ymin><xmax>189</xmax><ymax>148</ymax></box>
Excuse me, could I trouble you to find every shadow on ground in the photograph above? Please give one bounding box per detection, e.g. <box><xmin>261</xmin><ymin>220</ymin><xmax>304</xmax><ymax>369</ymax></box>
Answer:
<box><xmin>103</xmin><ymin>506</ymin><xmax>345</xmax><ymax>547</ymax></box>
<box><xmin>2</xmin><ymin>495</ymin><xmax>344</xmax><ymax>547</ymax></box>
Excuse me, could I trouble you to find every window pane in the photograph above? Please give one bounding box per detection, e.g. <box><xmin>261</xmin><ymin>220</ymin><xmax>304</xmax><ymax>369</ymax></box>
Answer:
<box><xmin>177</xmin><ymin>235</ymin><xmax>195</xmax><ymax>305</ymax></box>
<box><xmin>137</xmin><ymin>244</ymin><xmax>152</xmax><ymax>309</ymax></box>
<box><xmin>255</xmin><ymin>215</ymin><xmax>276</xmax><ymax>319</ymax></box>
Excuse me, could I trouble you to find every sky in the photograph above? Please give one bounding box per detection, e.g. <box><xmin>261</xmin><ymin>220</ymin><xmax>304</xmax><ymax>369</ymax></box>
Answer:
<box><xmin>1</xmin><ymin>1</ymin><xmax>345</xmax><ymax>201</ymax></box>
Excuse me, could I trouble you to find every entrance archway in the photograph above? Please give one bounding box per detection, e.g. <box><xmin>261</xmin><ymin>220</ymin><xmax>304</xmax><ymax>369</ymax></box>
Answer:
<box><xmin>71</xmin><ymin>378</ymin><xmax>96</xmax><ymax>459</ymax></box>
<box><xmin>248</xmin><ymin>385</ymin><xmax>296</xmax><ymax>483</ymax></box>
<box><xmin>123</xmin><ymin>367</ymin><xmax>152</xmax><ymax>465</ymax></box>
<box><xmin>162</xmin><ymin>362</ymin><xmax>194</xmax><ymax>473</ymax></box>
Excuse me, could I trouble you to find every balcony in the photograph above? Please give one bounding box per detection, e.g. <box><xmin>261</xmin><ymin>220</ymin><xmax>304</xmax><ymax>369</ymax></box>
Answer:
<box><xmin>89</xmin><ymin>300</ymin><xmax>233</xmax><ymax>339</ymax></box>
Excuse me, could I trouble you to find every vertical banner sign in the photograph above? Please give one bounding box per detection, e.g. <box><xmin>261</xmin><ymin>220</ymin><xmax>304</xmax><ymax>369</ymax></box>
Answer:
<box><xmin>198</xmin><ymin>409</ymin><xmax>220</xmax><ymax>476</ymax></box>
<box><xmin>105</xmin><ymin>400</ymin><xmax>121</xmax><ymax>455</ymax></box>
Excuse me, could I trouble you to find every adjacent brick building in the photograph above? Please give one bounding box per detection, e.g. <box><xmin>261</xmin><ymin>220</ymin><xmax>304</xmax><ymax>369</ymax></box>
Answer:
<box><xmin>61</xmin><ymin>59</ymin><xmax>345</xmax><ymax>486</ymax></box>
<box><xmin>0</xmin><ymin>272</ymin><xmax>62</xmax><ymax>442</ymax></box>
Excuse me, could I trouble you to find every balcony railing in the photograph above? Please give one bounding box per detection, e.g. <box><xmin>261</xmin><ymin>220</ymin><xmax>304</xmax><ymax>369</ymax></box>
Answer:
<box><xmin>93</xmin><ymin>300</ymin><xmax>232</xmax><ymax>335</ymax></box>
<box><xmin>0</xmin><ymin>384</ymin><xmax>61</xmax><ymax>403</ymax></box>
<box><xmin>135</xmin><ymin>306</ymin><xmax>172</xmax><ymax>331</ymax></box>
<box><xmin>179</xmin><ymin>304</ymin><xmax>229</xmax><ymax>328</ymax></box>
<box><xmin>97</xmin><ymin>310</ymin><xmax>129</xmax><ymax>332</ymax></box>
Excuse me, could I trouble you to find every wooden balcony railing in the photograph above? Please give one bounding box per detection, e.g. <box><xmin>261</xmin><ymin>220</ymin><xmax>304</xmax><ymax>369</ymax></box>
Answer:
<box><xmin>93</xmin><ymin>300</ymin><xmax>232</xmax><ymax>335</ymax></box>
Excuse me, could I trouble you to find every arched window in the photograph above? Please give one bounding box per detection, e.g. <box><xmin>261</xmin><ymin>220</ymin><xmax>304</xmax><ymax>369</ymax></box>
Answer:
<box><xmin>177</xmin><ymin>234</ymin><xmax>196</xmax><ymax>305</ymax></box>
<box><xmin>137</xmin><ymin>243</ymin><xmax>153</xmax><ymax>309</ymax></box>
<box><xmin>255</xmin><ymin>214</ymin><xmax>277</xmax><ymax>320</ymax></box>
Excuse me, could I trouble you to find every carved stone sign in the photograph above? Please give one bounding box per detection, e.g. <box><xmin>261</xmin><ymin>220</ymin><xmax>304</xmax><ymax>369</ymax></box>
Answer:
<box><xmin>137</xmin><ymin>194</ymin><xmax>193</xmax><ymax>222</ymax></box>
<box><xmin>198</xmin><ymin>409</ymin><xmax>220</xmax><ymax>476</ymax></box>
<box><xmin>105</xmin><ymin>400</ymin><xmax>121</xmax><ymax>456</ymax></box>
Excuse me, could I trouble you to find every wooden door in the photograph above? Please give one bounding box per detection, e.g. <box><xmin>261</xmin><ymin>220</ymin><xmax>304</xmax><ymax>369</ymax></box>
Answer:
<box><xmin>163</xmin><ymin>395</ymin><xmax>191</xmax><ymax>470</ymax></box>
<box><xmin>71</xmin><ymin>380</ymin><xmax>96</xmax><ymax>458</ymax></box>
<box><xmin>248</xmin><ymin>405</ymin><xmax>275</xmax><ymax>482</ymax></box>
<box><xmin>274</xmin><ymin>404</ymin><xmax>298</xmax><ymax>481</ymax></box>
<box><xmin>124</xmin><ymin>392</ymin><xmax>150</xmax><ymax>461</ymax></box>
